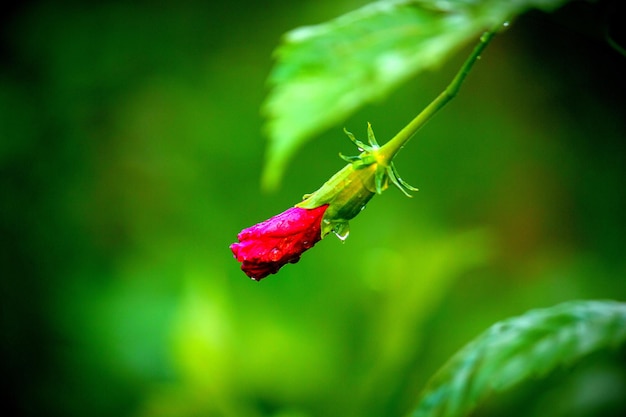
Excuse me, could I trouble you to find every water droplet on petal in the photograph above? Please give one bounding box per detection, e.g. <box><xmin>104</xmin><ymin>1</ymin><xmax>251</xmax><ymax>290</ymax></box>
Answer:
<box><xmin>269</xmin><ymin>247</ymin><xmax>281</xmax><ymax>261</ymax></box>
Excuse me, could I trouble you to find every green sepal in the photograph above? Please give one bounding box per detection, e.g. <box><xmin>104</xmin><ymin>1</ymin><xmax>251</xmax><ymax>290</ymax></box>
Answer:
<box><xmin>297</xmin><ymin>123</ymin><xmax>417</xmax><ymax>238</ymax></box>
<box><xmin>343</xmin><ymin>128</ymin><xmax>370</xmax><ymax>151</ymax></box>
<box><xmin>374</xmin><ymin>167</ymin><xmax>388</xmax><ymax>195</ymax></box>
<box><xmin>388</xmin><ymin>162</ymin><xmax>418</xmax><ymax>197</ymax></box>
<box><xmin>340</xmin><ymin>123</ymin><xmax>417</xmax><ymax>196</ymax></box>
<box><xmin>297</xmin><ymin>162</ymin><xmax>377</xmax><ymax>237</ymax></box>
<box><xmin>339</xmin><ymin>153</ymin><xmax>361</xmax><ymax>163</ymax></box>
<box><xmin>366</xmin><ymin>122</ymin><xmax>380</xmax><ymax>148</ymax></box>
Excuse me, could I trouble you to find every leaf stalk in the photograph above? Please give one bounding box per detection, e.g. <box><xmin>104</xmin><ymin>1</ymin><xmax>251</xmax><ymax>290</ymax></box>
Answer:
<box><xmin>379</xmin><ymin>28</ymin><xmax>499</xmax><ymax>162</ymax></box>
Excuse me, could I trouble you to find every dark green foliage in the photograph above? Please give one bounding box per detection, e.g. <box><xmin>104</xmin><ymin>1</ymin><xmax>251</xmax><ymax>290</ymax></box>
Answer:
<box><xmin>412</xmin><ymin>301</ymin><xmax>626</xmax><ymax>417</ymax></box>
<box><xmin>263</xmin><ymin>0</ymin><xmax>569</xmax><ymax>188</ymax></box>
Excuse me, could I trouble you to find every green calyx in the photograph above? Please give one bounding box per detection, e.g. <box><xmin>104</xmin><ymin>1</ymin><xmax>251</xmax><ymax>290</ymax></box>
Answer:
<box><xmin>341</xmin><ymin>122</ymin><xmax>418</xmax><ymax>197</ymax></box>
<box><xmin>296</xmin><ymin>123</ymin><xmax>417</xmax><ymax>238</ymax></box>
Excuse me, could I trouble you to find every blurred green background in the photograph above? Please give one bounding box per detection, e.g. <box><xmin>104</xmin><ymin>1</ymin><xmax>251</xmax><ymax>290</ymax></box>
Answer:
<box><xmin>2</xmin><ymin>1</ymin><xmax>626</xmax><ymax>416</ymax></box>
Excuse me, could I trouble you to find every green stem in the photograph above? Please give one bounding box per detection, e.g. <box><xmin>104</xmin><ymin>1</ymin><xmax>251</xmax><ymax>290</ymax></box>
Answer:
<box><xmin>379</xmin><ymin>28</ymin><xmax>498</xmax><ymax>162</ymax></box>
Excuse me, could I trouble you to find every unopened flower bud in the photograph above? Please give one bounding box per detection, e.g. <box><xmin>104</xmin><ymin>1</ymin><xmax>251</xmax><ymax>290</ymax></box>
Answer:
<box><xmin>231</xmin><ymin>123</ymin><xmax>416</xmax><ymax>280</ymax></box>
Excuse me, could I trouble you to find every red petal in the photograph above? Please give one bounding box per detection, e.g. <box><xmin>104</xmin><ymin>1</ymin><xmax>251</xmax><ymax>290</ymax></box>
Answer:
<box><xmin>230</xmin><ymin>205</ymin><xmax>328</xmax><ymax>280</ymax></box>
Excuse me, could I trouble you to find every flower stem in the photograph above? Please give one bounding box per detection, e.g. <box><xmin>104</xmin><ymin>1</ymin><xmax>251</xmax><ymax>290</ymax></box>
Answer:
<box><xmin>379</xmin><ymin>28</ymin><xmax>499</xmax><ymax>162</ymax></box>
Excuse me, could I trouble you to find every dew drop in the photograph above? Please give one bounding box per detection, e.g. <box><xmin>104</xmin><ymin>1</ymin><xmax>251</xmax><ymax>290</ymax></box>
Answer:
<box><xmin>269</xmin><ymin>248</ymin><xmax>281</xmax><ymax>262</ymax></box>
<box><xmin>332</xmin><ymin>222</ymin><xmax>350</xmax><ymax>242</ymax></box>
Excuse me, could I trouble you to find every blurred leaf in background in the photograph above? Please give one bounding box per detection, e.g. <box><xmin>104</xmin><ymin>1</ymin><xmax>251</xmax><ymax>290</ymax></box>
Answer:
<box><xmin>412</xmin><ymin>300</ymin><xmax>626</xmax><ymax>417</ymax></box>
<box><xmin>261</xmin><ymin>0</ymin><xmax>570</xmax><ymax>189</ymax></box>
<box><xmin>1</xmin><ymin>1</ymin><xmax>626</xmax><ymax>417</ymax></box>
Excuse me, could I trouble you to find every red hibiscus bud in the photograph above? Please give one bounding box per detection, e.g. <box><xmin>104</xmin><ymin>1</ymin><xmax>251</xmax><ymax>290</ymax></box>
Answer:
<box><xmin>231</xmin><ymin>123</ymin><xmax>417</xmax><ymax>280</ymax></box>
<box><xmin>230</xmin><ymin>204</ymin><xmax>329</xmax><ymax>281</ymax></box>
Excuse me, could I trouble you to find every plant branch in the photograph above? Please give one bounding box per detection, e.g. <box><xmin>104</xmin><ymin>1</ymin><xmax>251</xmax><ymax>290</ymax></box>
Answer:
<box><xmin>379</xmin><ymin>27</ymin><xmax>499</xmax><ymax>163</ymax></box>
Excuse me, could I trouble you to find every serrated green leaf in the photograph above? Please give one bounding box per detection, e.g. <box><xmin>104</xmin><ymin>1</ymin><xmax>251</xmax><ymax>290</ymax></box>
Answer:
<box><xmin>262</xmin><ymin>0</ymin><xmax>570</xmax><ymax>189</ymax></box>
<box><xmin>410</xmin><ymin>300</ymin><xmax>626</xmax><ymax>417</ymax></box>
